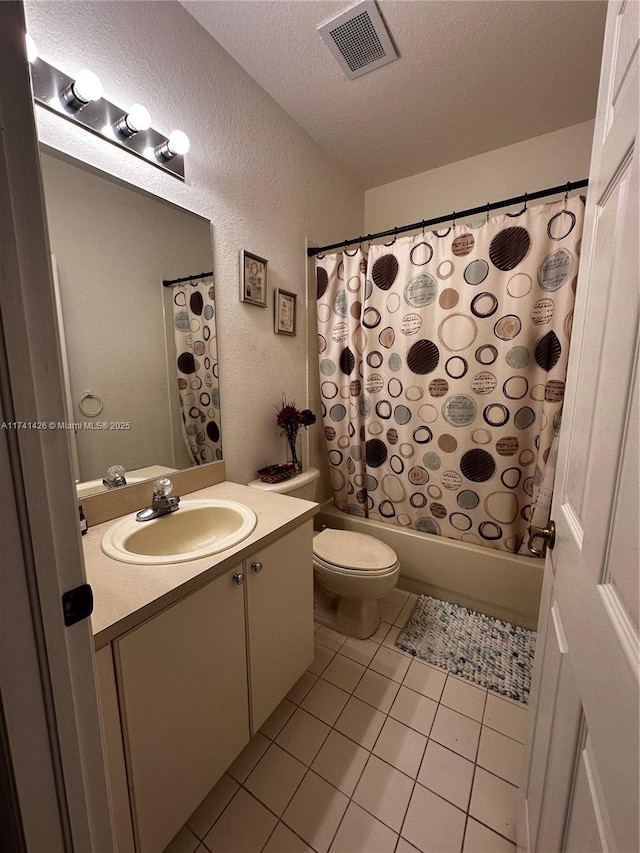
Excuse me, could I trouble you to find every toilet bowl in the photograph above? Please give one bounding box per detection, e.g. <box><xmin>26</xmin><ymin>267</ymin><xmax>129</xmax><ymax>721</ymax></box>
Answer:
<box><xmin>247</xmin><ymin>467</ymin><xmax>400</xmax><ymax>638</ymax></box>
<box><xmin>313</xmin><ymin>529</ymin><xmax>400</xmax><ymax>639</ymax></box>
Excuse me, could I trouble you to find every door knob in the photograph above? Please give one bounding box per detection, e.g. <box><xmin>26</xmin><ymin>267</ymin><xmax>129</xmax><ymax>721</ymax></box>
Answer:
<box><xmin>251</xmin><ymin>562</ymin><xmax>263</xmax><ymax>573</ymax></box>
<box><xmin>233</xmin><ymin>572</ymin><xmax>245</xmax><ymax>585</ymax></box>
<box><xmin>527</xmin><ymin>520</ymin><xmax>556</xmax><ymax>557</ymax></box>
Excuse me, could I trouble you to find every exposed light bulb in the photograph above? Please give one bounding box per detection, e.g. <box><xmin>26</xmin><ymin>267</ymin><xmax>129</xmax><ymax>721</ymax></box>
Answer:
<box><xmin>62</xmin><ymin>69</ymin><xmax>103</xmax><ymax>110</ymax></box>
<box><xmin>168</xmin><ymin>130</ymin><xmax>190</xmax><ymax>155</ymax></box>
<box><xmin>26</xmin><ymin>33</ymin><xmax>39</xmax><ymax>63</ymax></box>
<box><xmin>155</xmin><ymin>129</ymin><xmax>190</xmax><ymax>160</ymax></box>
<box><xmin>114</xmin><ymin>103</ymin><xmax>151</xmax><ymax>137</ymax></box>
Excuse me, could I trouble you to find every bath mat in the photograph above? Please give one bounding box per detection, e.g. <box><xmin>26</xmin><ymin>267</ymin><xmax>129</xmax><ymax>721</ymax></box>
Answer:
<box><xmin>395</xmin><ymin>595</ymin><xmax>536</xmax><ymax>704</ymax></box>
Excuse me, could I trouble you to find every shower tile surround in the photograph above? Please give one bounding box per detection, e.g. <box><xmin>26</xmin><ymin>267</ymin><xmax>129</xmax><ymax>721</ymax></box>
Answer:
<box><xmin>165</xmin><ymin>588</ymin><xmax>524</xmax><ymax>853</ymax></box>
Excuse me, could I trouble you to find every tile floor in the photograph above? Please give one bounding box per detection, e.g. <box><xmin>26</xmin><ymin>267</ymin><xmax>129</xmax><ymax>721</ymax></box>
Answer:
<box><xmin>165</xmin><ymin>588</ymin><xmax>528</xmax><ymax>853</ymax></box>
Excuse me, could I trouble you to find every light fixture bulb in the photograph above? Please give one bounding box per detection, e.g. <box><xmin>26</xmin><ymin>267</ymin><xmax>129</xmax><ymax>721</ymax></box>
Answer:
<box><xmin>114</xmin><ymin>103</ymin><xmax>151</xmax><ymax>137</ymax></box>
<box><xmin>62</xmin><ymin>69</ymin><xmax>103</xmax><ymax>110</ymax></box>
<box><xmin>154</xmin><ymin>130</ymin><xmax>190</xmax><ymax>161</ymax></box>
<box><xmin>26</xmin><ymin>33</ymin><xmax>39</xmax><ymax>63</ymax></box>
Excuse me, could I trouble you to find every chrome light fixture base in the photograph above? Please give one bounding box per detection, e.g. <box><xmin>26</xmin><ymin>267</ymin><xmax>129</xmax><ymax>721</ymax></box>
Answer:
<box><xmin>30</xmin><ymin>58</ymin><xmax>186</xmax><ymax>181</ymax></box>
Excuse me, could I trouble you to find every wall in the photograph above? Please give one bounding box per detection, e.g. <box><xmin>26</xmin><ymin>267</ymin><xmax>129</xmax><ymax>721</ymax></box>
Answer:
<box><xmin>364</xmin><ymin>121</ymin><xmax>594</xmax><ymax>233</ymax></box>
<box><xmin>26</xmin><ymin>0</ymin><xmax>363</xmax><ymax>487</ymax></box>
<box><xmin>41</xmin><ymin>151</ymin><xmax>210</xmax><ymax>480</ymax></box>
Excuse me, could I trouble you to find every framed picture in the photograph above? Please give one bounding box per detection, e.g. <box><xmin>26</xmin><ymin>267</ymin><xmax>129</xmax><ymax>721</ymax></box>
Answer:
<box><xmin>275</xmin><ymin>288</ymin><xmax>296</xmax><ymax>336</ymax></box>
<box><xmin>240</xmin><ymin>249</ymin><xmax>268</xmax><ymax>306</ymax></box>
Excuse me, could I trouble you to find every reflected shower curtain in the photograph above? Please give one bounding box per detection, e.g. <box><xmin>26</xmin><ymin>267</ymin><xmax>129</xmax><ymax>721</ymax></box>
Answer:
<box><xmin>316</xmin><ymin>197</ymin><xmax>584</xmax><ymax>552</ymax></box>
<box><xmin>172</xmin><ymin>276</ymin><xmax>222</xmax><ymax>465</ymax></box>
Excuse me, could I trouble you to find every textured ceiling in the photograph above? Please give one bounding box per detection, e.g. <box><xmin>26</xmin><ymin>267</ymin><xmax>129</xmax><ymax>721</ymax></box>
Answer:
<box><xmin>182</xmin><ymin>0</ymin><xmax>606</xmax><ymax>189</ymax></box>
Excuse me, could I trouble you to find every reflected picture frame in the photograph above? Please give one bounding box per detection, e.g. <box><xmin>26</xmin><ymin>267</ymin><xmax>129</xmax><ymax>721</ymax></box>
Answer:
<box><xmin>274</xmin><ymin>288</ymin><xmax>296</xmax><ymax>336</ymax></box>
<box><xmin>240</xmin><ymin>249</ymin><xmax>268</xmax><ymax>306</ymax></box>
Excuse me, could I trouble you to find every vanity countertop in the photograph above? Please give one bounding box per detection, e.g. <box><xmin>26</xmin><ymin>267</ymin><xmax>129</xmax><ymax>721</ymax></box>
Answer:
<box><xmin>83</xmin><ymin>480</ymin><xmax>318</xmax><ymax>649</ymax></box>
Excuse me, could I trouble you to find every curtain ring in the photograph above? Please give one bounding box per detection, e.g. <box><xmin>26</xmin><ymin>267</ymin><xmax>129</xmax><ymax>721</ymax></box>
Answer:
<box><xmin>564</xmin><ymin>182</ymin><xmax>570</xmax><ymax>206</ymax></box>
<box><xmin>384</xmin><ymin>227</ymin><xmax>398</xmax><ymax>247</ymax></box>
<box><xmin>485</xmin><ymin>202</ymin><xmax>490</xmax><ymax>224</ymax></box>
<box><xmin>524</xmin><ymin>192</ymin><xmax>528</xmax><ymax>211</ymax></box>
<box><xmin>421</xmin><ymin>220</ymin><xmax>426</xmax><ymax>237</ymax></box>
<box><xmin>344</xmin><ymin>243</ymin><xmax>358</xmax><ymax>257</ymax></box>
<box><xmin>451</xmin><ymin>211</ymin><xmax>456</xmax><ymax>227</ymax></box>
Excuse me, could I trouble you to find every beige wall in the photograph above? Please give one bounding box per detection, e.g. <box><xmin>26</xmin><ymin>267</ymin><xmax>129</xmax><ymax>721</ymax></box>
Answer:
<box><xmin>41</xmin><ymin>152</ymin><xmax>208</xmax><ymax>481</ymax></box>
<box><xmin>27</xmin><ymin>0</ymin><xmax>363</xmax><ymax>487</ymax></box>
<box><xmin>364</xmin><ymin>121</ymin><xmax>594</xmax><ymax>234</ymax></box>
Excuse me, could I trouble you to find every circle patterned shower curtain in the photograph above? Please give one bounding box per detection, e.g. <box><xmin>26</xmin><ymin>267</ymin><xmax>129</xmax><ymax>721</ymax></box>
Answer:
<box><xmin>315</xmin><ymin>197</ymin><xmax>584</xmax><ymax>553</ymax></box>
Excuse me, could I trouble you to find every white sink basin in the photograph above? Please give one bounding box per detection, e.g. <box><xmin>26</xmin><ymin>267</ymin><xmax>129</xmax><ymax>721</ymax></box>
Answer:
<box><xmin>101</xmin><ymin>499</ymin><xmax>257</xmax><ymax>565</ymax></box>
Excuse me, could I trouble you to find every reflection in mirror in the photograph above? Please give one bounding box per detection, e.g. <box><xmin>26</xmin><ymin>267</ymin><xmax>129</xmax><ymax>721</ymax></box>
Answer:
<box><xmin>40</xmin><ymin>150</ymin><xmax>222</xmax><ymax>499</ymax></box>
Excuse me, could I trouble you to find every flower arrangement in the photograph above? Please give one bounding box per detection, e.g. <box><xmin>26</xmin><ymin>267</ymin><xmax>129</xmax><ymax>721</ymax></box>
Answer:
<box><xmin>276</xmin><ymin>396</ymin><xmax>316</xmax><ymax>472</ymax></box>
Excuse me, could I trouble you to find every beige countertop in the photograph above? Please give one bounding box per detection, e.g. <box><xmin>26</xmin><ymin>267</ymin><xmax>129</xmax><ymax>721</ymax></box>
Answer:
<box><xmin>83</xmin><ymin>481</ymin><xmax>318</xmax><ymax>649</ymax></box>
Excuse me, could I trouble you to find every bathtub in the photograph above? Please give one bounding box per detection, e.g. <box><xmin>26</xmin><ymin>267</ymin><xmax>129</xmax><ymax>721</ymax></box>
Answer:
<box><xmin>314</xmin><ymin>501</ymin><xmax>543</xmax><ymax>631</ymax></box>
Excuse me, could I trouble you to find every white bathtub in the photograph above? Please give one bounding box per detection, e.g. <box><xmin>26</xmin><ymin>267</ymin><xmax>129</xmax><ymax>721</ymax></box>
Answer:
<box><xmin>315</xmin><ymin>502</ymin><xmax>543</xmax><ymax>631</ymax></box>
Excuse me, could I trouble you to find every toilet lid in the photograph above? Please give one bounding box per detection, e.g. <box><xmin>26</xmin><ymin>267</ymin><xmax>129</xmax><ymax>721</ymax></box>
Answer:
<box><xmin>313</xmin><ymin>529</ymin><xmax>398</xmax><ymax>572</ymax></box>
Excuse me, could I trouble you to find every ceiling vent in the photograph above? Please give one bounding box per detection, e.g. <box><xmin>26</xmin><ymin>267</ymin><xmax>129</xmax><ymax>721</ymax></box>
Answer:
<box><xmin>318</xmin><ymin>0</ymin><xmax>398</xmax><ymax>80</ymax></box>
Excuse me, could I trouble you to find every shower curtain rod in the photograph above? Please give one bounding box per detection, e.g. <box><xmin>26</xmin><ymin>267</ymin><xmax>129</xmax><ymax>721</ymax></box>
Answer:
<box><xmin>162</xmin><ymin>271</ymin><xmax>213</xmax><ymax>287</ymax></box>
<box><xmin>307</xmin><ymin>179</ymin><xmax>589</xmax><ymax>257</ymax></box>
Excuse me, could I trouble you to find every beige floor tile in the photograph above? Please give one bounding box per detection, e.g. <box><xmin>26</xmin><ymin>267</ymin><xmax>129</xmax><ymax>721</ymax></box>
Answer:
<box><xmin>388</xmin><ymin>686</ymin><xmax>437</xmax><ymax>737</ymax></box>
<box><xmin>463</xmin><ymin>818</ymin><xmax>516</xmax><ymax>852</ymax></box>
<box><xmin>401</xmin><ymin>783</ymin><xmax>466</xmax><ymax>853</ymax></box>
<box><xmin>321</xmin><ymin>654</ymin><xmax>367</xmax><ymax>693</ymax></box>
<box><xmin>227</xmin><ymin>733</ymin><xmax>270</xmax><ymax>783</ymax></box>
<box><xmin>354</xmin><ymin>669</ymin><xmax>401</xmax><ymax>713</ymax></box>
<box><xmin>441</xmin><ymin>676</ymin><xmax>487</xmax><ymax>722</ymax></box>
<box><xmin>381</xmin><ymin>625</ymin><xmax>414</xmax><ymax>658</ymax></box>
<box><xmin>371</xmin><ymin>620</ymin><xmax>393</xmax><ymax>643</ymax></box>
<box><xmin>483</xmin><ymin>694</ymin><xmax>528</xmax><ymax>743</ymax></box>
<box><xmin>430</xmin><ymin>704</ymin><xmax>481</xmax><ymax>762</ymax></box>
<box><xmin>187</xmin><ymin>773</ymin><xmax>238</xmax><ymax>839</ymax></box>
<box><xmin>378</xmin><ymin>600</ymin><xmax>403</xmax><ymax>624</ymax></box>
<box><xmin>340</xmin><ymin>636</ymin><xmax>380</xmax><ymax>666</ymax></box>
<box><xmin>330</xmin><ymin>801</ymin><xmax>398</xmax><ymax>853</ymax></box>
<box><xmin>395</xmin><ymin>838</ymin><xmax>422</xmax><ymax>853</ymax></box>
<box><xmin>334</xmin><ymin>696</ymin><xmax>387</xmax><ymax>751</ymax></box>
<box><xmin>381</xmin><ymin>588</ymin><xmax>411</xmax><ymax>607</ymax></box>
<box><xmin>372</xmin><ymin>717</ymin><xmax>427</xmax><ymax>778</ymax></box>
<box><xmin>283</xmin><ymin>771</ymin><xmax>349</xmax><ymax>853</ymax></box>
<box><xmin>477</xmin><ymin>726</ymin><xmax>524</xmax><ymax>786</ymax></box>
<box><xmin>394</xmin><ymin>605</ymin><xmax>414</xmax><ymax>628</ymax></box>
<box><xmin>260</xmin><ymin>698</ymin><xmax>297</xmax><ymax>740</ymax></box>
<box><xmin>308</xmin><ymin>642</ymin><xmax>337</xmax><ymax>676</ymax></box>
<box><xmin>315</xmin><ymin>625</ymin><xmax>348</xmax><ymax>652</ymax></box>
<box><xmin>245</xmin><ymin>743</ymin><xmax>307</xmax><ymax>816</ymax></box>
<box><xmin>276</xmin><ymin>708</ymin><xmax>331</xmax><ymax>765</ymax></box>
<box><xmin>311</xmin><ymin>729</ymin><xmax>369</xmax><ymax>796</ymax></box>
<box><xmin>263</xmin><ymin>822</ymin><xmax>314</xmax><ymax>853</ymax></box>
<box><xmin>163</xmin><ymin>825</ymin><xmax>200</xmax><ymax>853</ymax></box>
<box><xmin>301</xmin><ymin>678</ymin><xmax>350</xmax><ymax>725</ymax></box>
<box><xmin>203</xmin><ymin>789</ymin><xmax>277</xmax><ymax>852</ymax></box>
<box><xmin>469</xmin><ymin>768</ymin><xmax>518</xmax><ymax>843</ymax></box>
<box><xmin>402</xmin><ymin>660</ymin><xmax>447</xmax><ymax>702</ymax></box>
<box><xmin>287</xmin><ymin>671</ymin><xmax>318</xmax><ymax>705</ymax></box>
<box><xmin>417</xmin><ymin>740</ymin><xmax>474</xmax><ymax>811</ymax></box>
<box><xmin>369</xmin><ymin>646</ymin><xmax>412</xmax><ymax>683</ymax></box>
<box><xmin>352</xmin><ymin>755</ymin><xmax>414</xmax><ymax>833</ymax></box>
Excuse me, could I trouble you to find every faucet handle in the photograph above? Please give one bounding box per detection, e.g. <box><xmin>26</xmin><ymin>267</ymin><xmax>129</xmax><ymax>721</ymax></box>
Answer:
<box><xmin>153</xmin><ymin>477</ymin><xmax>173</xmax><ymax>499</ymax></box>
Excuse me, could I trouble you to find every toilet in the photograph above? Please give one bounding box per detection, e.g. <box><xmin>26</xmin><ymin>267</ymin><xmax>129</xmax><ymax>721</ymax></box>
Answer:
<box><xmin>248</xmin><ymin>466</ymin><xmax>401</xmax><ymax>639</ymax></box>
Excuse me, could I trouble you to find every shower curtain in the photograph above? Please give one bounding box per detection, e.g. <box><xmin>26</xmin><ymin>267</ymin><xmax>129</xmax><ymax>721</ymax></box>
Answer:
<box><xmin>316</xmin><ymin>197</ymin><xmax>584</xmax><ymax>553</ymax></box>
<box><xmin>172</xmin><ymin>275</ymin><xmax>222</xmax><ymax>465</ymax></box>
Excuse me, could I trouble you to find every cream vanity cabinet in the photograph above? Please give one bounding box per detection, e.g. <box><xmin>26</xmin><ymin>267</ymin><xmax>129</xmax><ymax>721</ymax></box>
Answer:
<box><xmin>97</xmin><ymin>520</ymin><xmax>314</xmax><ymax>853</ymax></box>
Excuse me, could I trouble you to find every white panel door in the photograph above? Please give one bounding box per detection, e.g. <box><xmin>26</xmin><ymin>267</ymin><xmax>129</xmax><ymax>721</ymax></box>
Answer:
<box><xmin>518</xmin><ymin>3</ymin><xmax>639</xmax><ymax>851</ymax></box>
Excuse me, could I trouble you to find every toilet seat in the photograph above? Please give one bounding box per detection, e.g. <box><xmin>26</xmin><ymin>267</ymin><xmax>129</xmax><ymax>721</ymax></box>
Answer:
<box><xmin>313</xmin><ymin>529</ymin><xmax>398</xmax><ymax>574</ymax></box>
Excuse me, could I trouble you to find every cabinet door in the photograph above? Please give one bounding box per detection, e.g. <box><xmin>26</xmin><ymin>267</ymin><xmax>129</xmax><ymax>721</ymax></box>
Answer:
<box><xmin>115</xmin><ymin>570</ymin><xmax>249</xmax><ymax>853</ymax></box>
<box><xmin>246</xmin><ymin>521</ymin><xmax>314</xmax><ymax>731</ymax></box>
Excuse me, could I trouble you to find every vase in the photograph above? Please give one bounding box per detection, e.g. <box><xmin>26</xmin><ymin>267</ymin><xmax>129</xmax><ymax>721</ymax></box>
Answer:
<box><xmin>286</xmin><ymin>429</ymin><xmax>302</xmax><ymax>473</ymax></box>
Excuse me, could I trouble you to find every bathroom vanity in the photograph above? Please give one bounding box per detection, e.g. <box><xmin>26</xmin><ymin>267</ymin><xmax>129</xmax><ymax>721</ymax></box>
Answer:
<box><xmin>84</xmin><ymin>481</ymin><xmax>317</xmax><ymax>853</ymax></box>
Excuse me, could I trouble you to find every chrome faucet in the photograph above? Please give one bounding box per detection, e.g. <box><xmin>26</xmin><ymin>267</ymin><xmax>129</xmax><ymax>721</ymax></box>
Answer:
<box><xmin>103</xmin><ymin>464</ymin><xmax>127</xmax><ymax>489</ymax></box>
<box><xmin>136</xmin><ymin>478</ymin><xmax>180</xmax><ymax>522</ymax></box>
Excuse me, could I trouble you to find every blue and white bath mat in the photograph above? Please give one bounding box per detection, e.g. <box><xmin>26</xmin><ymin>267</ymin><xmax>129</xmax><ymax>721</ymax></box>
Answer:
<box><xmin>395</xmin><ymin>595</ymin><xmax>536</xmax><ymax>704</ymax></box>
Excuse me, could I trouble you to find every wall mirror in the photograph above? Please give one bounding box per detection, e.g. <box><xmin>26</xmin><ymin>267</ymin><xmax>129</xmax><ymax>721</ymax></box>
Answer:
<box><xmin>39</xmin><ymin>149</ymin><xmax>222</xmax><ymax>499</ymax></box>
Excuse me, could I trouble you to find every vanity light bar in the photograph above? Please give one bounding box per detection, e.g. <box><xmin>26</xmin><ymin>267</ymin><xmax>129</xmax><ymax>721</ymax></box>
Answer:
<box><xmin>29</xmin><ymin>54</ymin><xmax>188</xmax><ymax>181</ymax></box>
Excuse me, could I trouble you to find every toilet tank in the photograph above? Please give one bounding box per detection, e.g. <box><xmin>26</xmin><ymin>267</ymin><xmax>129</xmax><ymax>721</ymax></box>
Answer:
<box><xmin>247</xmin><ymin>467</ymin><xmax>321</xmax><ymax>501</ymax></box>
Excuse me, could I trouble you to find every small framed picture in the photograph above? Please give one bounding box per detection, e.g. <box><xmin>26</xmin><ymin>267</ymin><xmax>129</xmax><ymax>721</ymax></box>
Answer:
<box><xmin>275</xmin><ymin>288</ymin><xmax>296</xmax><ymax>336</ymax></box>
<box><xmin>240</xmin><ymin>250</ymin><xmax>268</xmax><ymax>306</ymax></box>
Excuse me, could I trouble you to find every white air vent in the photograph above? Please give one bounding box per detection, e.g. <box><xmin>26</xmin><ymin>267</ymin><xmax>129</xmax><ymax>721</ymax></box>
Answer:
<box><xmin>318</xmin><ymin>0</ymin><xmax>398</xmax><ymax>80</ymax></box>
